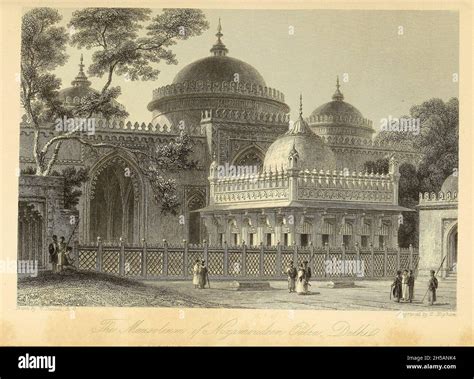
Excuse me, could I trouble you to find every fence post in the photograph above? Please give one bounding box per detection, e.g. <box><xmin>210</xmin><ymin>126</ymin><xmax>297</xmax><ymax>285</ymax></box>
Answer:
<box><xmin>293</xmin><ymin>242</ymin><xmax>298</xmax><ymax>267</ymax></box>
<box><xmin>203</xmin><ymin>240</ymin><xmax>208</xmax><ymax>266</ymax></box>
<box><xmin>242</xmin><ymin>241</ymin><xmax>247</xmax><ymax>276</ymax></box>
<box><xmin>355</xmin><ymin>242</ymin><xmax>361</xmax><ymax>278</ymax></box>
<box><xmin>163</xmin><ymin>239</ymin><xmax>168</xmax><ymax>277</ymax></box>
<box><xmin>310</xmin><ymin>242</ymin><xmax>315</xmax><ymax>278</ymax></box>
<box><xmin>276</xmin><ymin>241</ymin><xmax>282</xmax><ymax>278</ymax></box>
<box><xmin>223</xmin><ymin>241</ymin><xmax>229</xmax><ymax>277</ymax></box>
<box><xmin>259</xmin><ymin>242</ymin><xmax>264</xmax><ymax>278</ymax></box>
<box><xmin>396</xmin><ymin>244</ymin><xmax>401</xmax><ymax>270</ymax></box>
<box><xmin>142</xmin><ymin>238</ymin><xmax>147</xmax><ymax>278</ymax></box>
<box><xmin>409</xmin><ymin>243</ymin><xmax>414</xmax><ymax>269</ymax></box>
<box><xmin>73</xmin><ymin>240</ymin><xmax>79</xmax><ymax>269</ymax></box>
<box><xmin>341</xmin><ymin>242</ymin><xmax>346</xmax><ymax>276</ymax></box>
<box><xmin>183</xmin><ymin>239</ymin><xmax>188</xmax><ymax>279</ymax></box>
<box><xmin>370</xmin><ymin>243</ymin><xmax>375</xmax><ymax>278</ymax></box>
<box><xmin>119</xmin><ymin>237</ymin><xmax>124</xmax><ymax>276</ymax></box>
<box><xmin>97</xmin><ymin>236</ymin><xmax>103</xmax><ymax>272</ymax></box>
<box><xmin>383</xmin><ymin>243</ymin><xmax>388</xmax><ymax>277</ymax></box>
<box><xmin>324</xmin><ymin>242</ymin><xmax>329</xmax><ymax>278</ymax></box>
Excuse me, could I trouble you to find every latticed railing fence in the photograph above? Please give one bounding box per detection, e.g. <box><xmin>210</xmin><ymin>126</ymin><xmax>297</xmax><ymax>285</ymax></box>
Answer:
<box><xmin>73</xmin><ymin>239</ymin><xmax>419</xmax><ymax>281</ymax></box>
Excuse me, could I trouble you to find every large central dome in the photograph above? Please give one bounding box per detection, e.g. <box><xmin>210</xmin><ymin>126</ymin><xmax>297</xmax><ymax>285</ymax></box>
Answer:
<box><xmin>147</xmin><ymin>20</ymin><xmax>289</xmax><ymax>124</ymax></box>
<box><xmin>172</xmin><ymin>20</ymin><xmax>266</xmax><ymax>87</ymax></box>
<box><xmin>172</xmin><ymin>55</ymin><xmax>266</xmax><ymax>87</ymax></box>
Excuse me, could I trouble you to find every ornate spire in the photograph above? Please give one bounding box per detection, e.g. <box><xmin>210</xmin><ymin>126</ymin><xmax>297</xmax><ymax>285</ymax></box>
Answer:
<box><xmin>299</xmin><ymin>93</ymin><xmax>303</xmax><ymax>117</ymax></box>
<box><xmin>287</xmin><ymin>94</ymin><xmax>311</xmax><ymax>136</ymax></box>
<box><xmin>210</xmin><ymin>18</ymin><xmax>228</xmax><ymax>56</ymax></box>
<box><xmin>332</xmin><ymin>76</ymin><xmax>344</xmax><ymax>101</ymax></box>
<box><xmin>71</xmin><ymin>54</ymin><xmax>91</xmax><ymax>87</ymax></box>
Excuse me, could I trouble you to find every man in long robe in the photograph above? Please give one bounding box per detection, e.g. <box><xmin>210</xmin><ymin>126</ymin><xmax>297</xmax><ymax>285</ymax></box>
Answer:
<box><xmin>296</xmin><ymin>263</ymin><xmax>307</xmax><ymax>295</ymax></box>
<box><xmin>192</xmin><ymin>259</ymin><xmax>200</xmax><ymax>288</ymax></box>
<box><xmin>391</xmin><ymin>270</ymin><xmax>402</xmax><ymax>302</ymax></box>
<box><xmin>407</xmin><ymin>270</ymin><xmax>415</xmax><ymax>303</ymax></box>
<box><xmin>401</xmin><ymin>269</ymin><xmax>409</xmax><ymax>301</ymax></box>
<box><xmin>198</xmin><ymin>260</ymin><xmax>209</xmax><ymax>289</ymax></box>
<box><xmin>303</xmin><ymin>260</ymin><xmax>311</xmax><ymax>293</ymax></box>
<box><xmin>48</xmin><ymin>235</ymin><xmax>59</xmax><ymax>273</ymax></box>
<box><xmin>57</xmin><ymin>236</ymin><xmax>67</xmax><ymax>273</ymax></box>
<box><xmin>286</xmin><ymin>261</ymin><xmax>297</xmax><ymax>293</ymax></box>
<box><xmin>427</xmin><ymin>270</ymin><xmax>438</xmax><ymax>306</ymax></box>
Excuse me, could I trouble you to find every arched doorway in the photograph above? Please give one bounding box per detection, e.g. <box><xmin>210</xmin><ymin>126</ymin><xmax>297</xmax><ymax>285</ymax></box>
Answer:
<box><xmin>88</xmin><ymin>155</ymin><xmax>143</xmax><ymax>244</ymax></box>
<box><xmin>232</xmin><ymin>145</ymin><xmax>265</xmax><ymax>169</ymax></box>
<box><xmin>187</xmin><ymin>194</ymin><xmax>206</xmax><ymax>245</ymax></box>
<box><xmin>447</xmin><ymin>223</ymin><xmax>458</xmax><ymax>272</ymax></box>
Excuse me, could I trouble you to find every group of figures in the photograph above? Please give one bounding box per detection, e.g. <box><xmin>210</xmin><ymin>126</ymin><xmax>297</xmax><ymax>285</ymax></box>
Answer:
<box><xmin>286</xmin><ymin>261</ymin><xmax>312</xmax><ymax>295</ymax></box>
<box><xmin>48</xmin><ymin>235</ymin><xmax>74</xmax><ymax>273</ymax></box>
<box><xmin>192</xmin><ymin>259</ymin><xmax>210</xmax><ymax>289</ymax></box>
<box><xmin>391</xmin><ymin>269</ymin><xmax>439</xmax><ymax>305</ymax></box>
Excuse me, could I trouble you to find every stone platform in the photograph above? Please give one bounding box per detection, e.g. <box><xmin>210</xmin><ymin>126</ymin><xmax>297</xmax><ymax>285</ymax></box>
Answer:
<box><xmin>228</xmin><ymin>281</ymin><xmax>272</xmax><ymax>291</ymax></box>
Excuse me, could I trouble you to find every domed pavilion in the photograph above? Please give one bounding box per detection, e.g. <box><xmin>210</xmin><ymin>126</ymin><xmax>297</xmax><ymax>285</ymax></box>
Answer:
<box><xmin>199</xmin><ymin>96</ymin><xmax>410</xmax><ymax>249</ymax></box>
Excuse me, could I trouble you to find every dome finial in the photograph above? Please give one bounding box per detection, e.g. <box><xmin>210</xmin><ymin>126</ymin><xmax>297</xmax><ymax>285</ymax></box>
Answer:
<box><xmin>299</xmin><ymin>93</ymin><xmax>303</xmax><ymax>117</ymax></box>
<box><xmin>332</xmin><ymin>75</ymin><xmax>344</xmax><ymax>101</ymax></box>
<box><xmin>79</xmin><ymin>54</ymin><xmax>84</xmax><ymax>73</ymax></box>
<box><xmin>71</xmin><ymin>53</ymin><xmax>91</xmax><ymax>87</ymax></box>
<box><xmin>210</xmin><ymin>18</ymin><xmax>228</xmax><ymax>56</ymax></box>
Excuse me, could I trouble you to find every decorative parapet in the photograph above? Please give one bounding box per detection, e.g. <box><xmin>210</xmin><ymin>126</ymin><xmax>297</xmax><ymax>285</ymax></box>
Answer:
<box><xmin>20</xmin><ymin>115</ymin><xmax>206</xmax><ymax>137</ymax></box>
<box><xmin>152</xmin><ymin>80</ymin><xmax>286</xmax><ymax>103</ymax></box>
<box><xmin>307</xmin><ymin>114</ymin><xmax>373</xmax><ymax>128</ymax></box>
<box><xmin>209</xmin><ymin>165</ymin><xmax>397</xmax><ymax>205</ymax></box>
<box><xmin>297</xmin><ymin>169</ymin><xmax>394</xmax><ymax>203</ymax></box>
<box><xmin>419</xmin><ymin>191</ymin><xmax>458</xmax><ymax>205</ymax></box>
<box><xmin>212</xmin><ymin>168</ymin><xmax>289</xmax><ymax>204</ymax></box>
<box><xmin>200</xmin><ymin>109</ymin><xmax>289</xmax><ymax>125</ymax></box>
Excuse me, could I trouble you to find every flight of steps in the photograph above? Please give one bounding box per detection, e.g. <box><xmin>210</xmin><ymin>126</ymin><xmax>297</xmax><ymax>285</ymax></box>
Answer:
<box><xmin>442</xmin><ymin>271</ymin><xmax>457</xmax><ymax>282</ymax></box>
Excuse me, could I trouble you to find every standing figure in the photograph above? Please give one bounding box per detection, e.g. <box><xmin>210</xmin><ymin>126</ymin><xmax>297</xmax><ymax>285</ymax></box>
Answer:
<box><xmin>407</xmin><ymin>270</ymin><xmax>415</xmax><ymax>303</ymax></box>
<box><xmin>391</xmin><ymin>270</ymin><xmax>403</xmax><ymax>302</ymax></box>
<box><xmin>296</xmin><ymin>263</ymin><xmax>307</xmax><ymax>295</ymax></box>
<box><xmin>48</xmin><ymin>235</ymin><xmax>59</xmax><ymax>273</ymax></box>
<box><xmin>57</xmin><ymin>236</ymin><xmax>67</xmax><ymax>273</ymax></box>
<box><xmin>427</xmin><ymin>270</ymin><xmax>438</xmax><ymax>306</ymax></box>
<box><xmin>401</xmin><ymin>269</ymin><xmax>409</xmax><ymax>301</ymax></box>
<box><xmin>198</xmin><ymin>260</ymin><xmax>209</xmax><ymax>289</ymax></box>
<box><xmin>303</xmin><ymin>260</ymin><xmax>311</xmax><ymax>293</ymax></box>
<box><xmin>192</xmin><ymin>259</ymin><xmax>200</xmax><ymax>289</ymax></box>
<box><xmin>286</xmin><ymin>261</ymin><xmax>297</xmax><ymax>293</ymax></box>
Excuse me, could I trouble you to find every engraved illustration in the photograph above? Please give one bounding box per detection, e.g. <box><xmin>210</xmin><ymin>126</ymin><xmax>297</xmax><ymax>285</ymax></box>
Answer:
<box><xmin>17</xmin><ymin>8</ymin><xmax>458</xmax><ymax>310</ymax></box>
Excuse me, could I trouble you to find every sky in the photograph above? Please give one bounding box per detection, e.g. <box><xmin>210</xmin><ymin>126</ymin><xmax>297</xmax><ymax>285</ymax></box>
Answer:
<box><xmin>52</xmin><ymin>9</ymin><xmax>459</xmax><ymax>131</ymax></box>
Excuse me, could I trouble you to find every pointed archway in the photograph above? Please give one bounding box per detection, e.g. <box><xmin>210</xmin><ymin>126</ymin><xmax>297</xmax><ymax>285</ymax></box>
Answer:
<box><xmin>446</xmin><ymin>223</ymin><xmax>458</xmax><ymax>272</ymax></box>
<box><xmin>85</xmin><ymin>153</ymin><xmax>146</xmax><ymax>244</ymax></box>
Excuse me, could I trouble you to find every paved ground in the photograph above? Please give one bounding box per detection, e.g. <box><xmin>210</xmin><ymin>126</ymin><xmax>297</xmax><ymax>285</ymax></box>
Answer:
<box><xmin>144</xmin><ymin>279</ymin><xmax>457</xmax><ymax>310</ymax></box>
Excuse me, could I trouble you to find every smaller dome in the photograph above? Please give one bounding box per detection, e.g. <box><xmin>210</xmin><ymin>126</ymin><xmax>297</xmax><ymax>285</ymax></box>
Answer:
<box><xmin>310</xmin><ymin>77</ymin><xmax>364</xmax><ymax>121</ymax></box>
<box><xmin>264</xmin><ymin>96</ymin><xmax>336</xmax><ymax>171</ymax></box>
<box><xmin>58</xmin><ymin>54</ymin><xmax>95</xmax><ymax>103</ymax></box>
<box><xmin>441</xmin><ymin>173</ymin><xmax>458</xmax><ymax>194</ymax></box>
